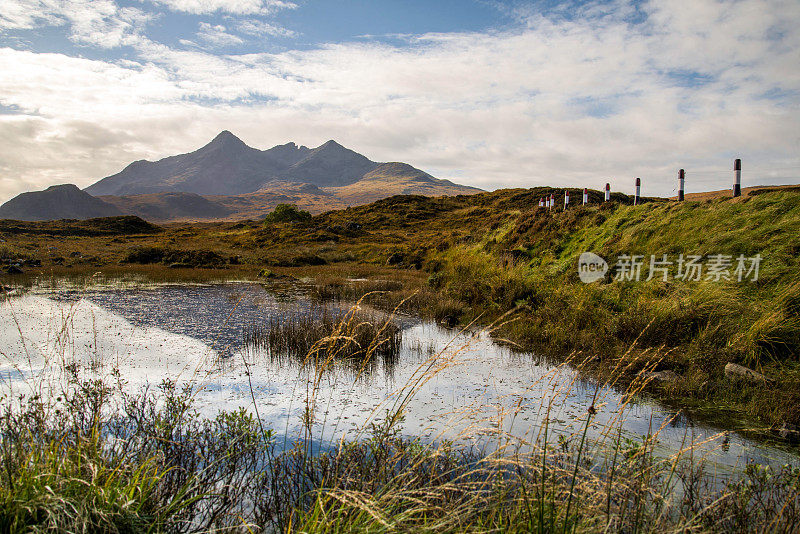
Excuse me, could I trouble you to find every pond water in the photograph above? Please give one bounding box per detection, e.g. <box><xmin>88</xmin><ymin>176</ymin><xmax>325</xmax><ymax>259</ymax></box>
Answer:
<box><xmin>1</xmin><ymin>281</ymin><xmax>797</xmax><ymax>478</ymax></box>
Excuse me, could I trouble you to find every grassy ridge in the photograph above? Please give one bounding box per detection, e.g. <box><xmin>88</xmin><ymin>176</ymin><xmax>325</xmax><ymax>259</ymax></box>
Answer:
<box><xmin>426</xmin><ymin>192</ymin><xmax>800</xmax><ymax>428</ymax></box>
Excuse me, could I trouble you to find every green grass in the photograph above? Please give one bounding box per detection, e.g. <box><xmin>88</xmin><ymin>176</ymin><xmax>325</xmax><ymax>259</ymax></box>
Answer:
<box><xmin>427</xmin><ymin>194</ymin><xmax>800</xmax><ymax>427</ymax></box>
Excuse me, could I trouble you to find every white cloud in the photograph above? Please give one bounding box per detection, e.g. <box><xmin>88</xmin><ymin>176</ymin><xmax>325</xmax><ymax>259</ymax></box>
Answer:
<box><xmin>0</xmin><ymin>0</ymin><xmax>798</xmax><ymax>203</ymax></box>
<box><xmin>146</xmin><ymin>0</ymin><xmax>296</xmax><ymax>15</ymax></box>
<box><xmin>197</xmin><ymin>22</ymin><xmax>243</xmax><ymax>46</ymax></box>
<box><xmin>0</xmin><ymin>0</ymin><xmax>64</xmax><ymax>30</ymax></box>
<box><xmin>0</xmin><ymin>0</ymin><xmax>154</xmax><ymax>48</ymax></box>
<box><xmin>237</xmin><ymin>19</ymin><xmax>297</xmax><ymax>38</ymax></box>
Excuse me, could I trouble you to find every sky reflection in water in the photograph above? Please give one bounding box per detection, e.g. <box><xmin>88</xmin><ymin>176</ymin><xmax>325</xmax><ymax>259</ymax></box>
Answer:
<box><xmin>1</xmin><ymin>282</ymin><xmax>797</xmax><ymax>477</ymax></box>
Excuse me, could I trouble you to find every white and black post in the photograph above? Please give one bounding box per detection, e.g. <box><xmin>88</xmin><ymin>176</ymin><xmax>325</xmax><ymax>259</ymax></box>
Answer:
<box><xmin>634</xmin><ymin>177</ymin><xmax>641</xmax><ymax>205</ymax></box>
<box><xmin>583</xmin><ymin>187</ymin><xmax>588</xmax><ymax>205</ymax></box>
<box><xmin>564</xmin><ymin>190</ymin><xmax>569</xmax><ymax>209</ymax></box>
<box><xmin>733</xmin><ymin>158</ymin><xmax>741</xmax><ymax>197</ymax></box>
<box><xmin>604</xmin><ymin>183</ymin><xmax>610</xmax><ymax>202</ymax></box>
<box><xmin>678</xmin><ymin>169</ymin><xmax>685</xmax><ymax>201</ymax></box>
<box><xmin>550</xmin><ymin>193</ymin><xmax>555</xmax><ymax>210</ymax></box>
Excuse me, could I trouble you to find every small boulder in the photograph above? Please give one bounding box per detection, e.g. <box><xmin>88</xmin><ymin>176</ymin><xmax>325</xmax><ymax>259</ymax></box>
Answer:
<box><xmin>440</xmin><ymin>315</ymin><xmax>458</xmax><ymax>328</ymax></box>
<box><xmin>778</xmin><ymin>423</ymin><xmax>800</xmax><ymax>443</ymax></box>
<box><xmin>4</xmin><ymin>265</ymin><xmax>23</xmax><ymax>275</ymax></box>
<box><xmin>645</xmin><ymin>370</ymin><xmax>679</xmax><ymax>383</ymax></box>
<box><xmin>387</xmin><ymin>252</ymin><xmax>404</xmax><ymax>265</ymax></box>
<box><xmin>258</xmin><ymin>269</ymin><xmax>277</xmax><ymax>279</ymax></box>
<box><xmin>724</xmin><ymin>362</ymin><xmax>774</xmax><ymax>384</ymax></box>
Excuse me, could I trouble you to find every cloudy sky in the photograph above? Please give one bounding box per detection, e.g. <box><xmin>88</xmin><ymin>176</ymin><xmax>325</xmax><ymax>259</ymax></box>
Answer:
<box><xmin>0</xmin><ymin>0</ymin><xmax>798</xmax><ymax>202</ymax></box>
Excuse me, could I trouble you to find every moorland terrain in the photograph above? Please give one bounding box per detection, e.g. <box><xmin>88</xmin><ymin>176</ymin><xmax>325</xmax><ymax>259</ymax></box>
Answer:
<box><xmin>2</xmin><ymin>184</ymin><xmax>798</xmax><ymax>435</ymax></box>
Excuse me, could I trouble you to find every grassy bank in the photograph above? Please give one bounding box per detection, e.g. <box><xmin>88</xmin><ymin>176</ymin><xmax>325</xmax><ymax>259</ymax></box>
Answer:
<box><xmin>426</xmin><ymin>192</ymin><xmax>800</xmax><ymax>430</ymax></box>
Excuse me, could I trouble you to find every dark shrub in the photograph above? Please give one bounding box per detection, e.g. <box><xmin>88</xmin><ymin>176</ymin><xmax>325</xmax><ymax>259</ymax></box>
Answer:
<box><xmin>263</xmin><ymin>204</ymin><xmax>312</xmax><ymax>225</ymax></box>
<box><xmin>270</xmin><ymin>254</ymin><xmax>327</xmax><ymax>267</ymax></box>
<box><xmin>124</xmin><ymin>247</ymin><xmax>166</xmax><ymax>264</ymax></box>
<box><xmin>124</xmin><ymin>247</ymin><xmax>225</xmax><ymax>267</ymax></box>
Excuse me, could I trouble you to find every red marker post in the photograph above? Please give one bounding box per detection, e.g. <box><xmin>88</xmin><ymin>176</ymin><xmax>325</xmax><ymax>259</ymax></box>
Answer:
<box><xmin>583</xmin><ymin>187</ymin><xmax>588</xmax><ymax>205</ymax></box>
<box><xmin>604</xmin><ymin>183</ymin><xmax>610</xmax><ymax>202</ymax></box>
<box><xmin>634</xmin><ymin>177</ymin><xmax>641</xmax><ymax>205</ymax></box>
<box><xmin>564</xmin><ymin>190</ymin><xmax>570</xmax><ymax>209</ymax></box>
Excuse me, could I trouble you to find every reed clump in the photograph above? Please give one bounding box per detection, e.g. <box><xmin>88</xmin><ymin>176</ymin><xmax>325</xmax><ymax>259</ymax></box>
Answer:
<box><xmin>308</xmin><ymin>277</ymin><xmax>467</xmax><ymax>327</ymax></box>
<box><xmin>245</xmin><ymin>306</ymin><xmax>402</xmax><ymax>372</ymax></box>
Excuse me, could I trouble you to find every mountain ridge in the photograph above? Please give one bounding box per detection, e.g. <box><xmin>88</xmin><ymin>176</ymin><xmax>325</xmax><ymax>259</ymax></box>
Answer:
<box><xmin>0</xmin><ymin>184</ymin><xmax>124</xmax><ymax>221</ymax></box>
<box><xmin>2</xmin><ymin>132</ymin><xmax>482</xmax><ymax>222</ymax></box>
<box><xmin>84</xmin><ymin>132</ymin><xmax>383</xmax><ymax>196</ymax></box>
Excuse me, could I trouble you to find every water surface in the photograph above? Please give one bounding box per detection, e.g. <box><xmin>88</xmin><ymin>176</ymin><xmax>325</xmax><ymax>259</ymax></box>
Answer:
<box><xmin>1</xmin><ymin>282</ymin><xmax>797</xmax><ymax>478</ymax></box>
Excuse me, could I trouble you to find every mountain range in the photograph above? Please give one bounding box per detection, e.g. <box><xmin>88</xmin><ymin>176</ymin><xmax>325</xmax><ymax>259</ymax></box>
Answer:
<box><xmin>0</xmin><ymin>132</ymin><xmax>481</xmax><ymax>222</ymax></box>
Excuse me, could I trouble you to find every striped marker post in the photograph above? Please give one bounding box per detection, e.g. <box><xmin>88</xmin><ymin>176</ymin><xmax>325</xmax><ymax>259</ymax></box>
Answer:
<box><xmin>733</xmin><ymin>158</ymin><xmax>741</xmax><ymax>197</ymax></box>
<box><xmin>678</xmin><ymin>169</ymin><xmax>685</xmax><ymax>201</ymax></box>
<box><xmin>634</xmin><ymin>177</ymin><xmax>641</xmax><ymax>205</ymax></box>
<box><xmin>583</xmin><ymin>187</ymin><xmax>588</xmax><ymax>205</ymax></box>
<box><xmin>550</xmin><ymin>193</ymin><xmax>555</xmax><ymax>210</ymax></box>
<box><xmin>564</xmin><ymin>190</ymin><xmax>570</xmax><ymax>209</ymax></box>
<box><xmin>604</xmin><ymin>183</ymin><xmax>610</xmax><ymax>202</ymax></box>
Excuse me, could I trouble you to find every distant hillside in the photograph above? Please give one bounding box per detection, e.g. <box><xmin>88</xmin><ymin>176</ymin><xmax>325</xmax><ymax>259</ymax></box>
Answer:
<box><xmin>327</xmin><ymin>162</ymin><xmax>482</xmax><ymax>205</ymax></box>
<box><xmin>0</xmin><ymin>184</ymin><xmax>123</xmax><ymax>221</ymax></box>
<box><xmin>0</xmin><ymin>215</ymin><xmax>160</xmax><ymax>236</ymax></box>
<box><xmin>99</xmin><ymin>192</ymin><xmax>234</xmax><ymax>221</ymax></box>
<box><xmin>673</xmin><ymin>184</ymin><xmax>800</xmax><ymax>201</ymax></box>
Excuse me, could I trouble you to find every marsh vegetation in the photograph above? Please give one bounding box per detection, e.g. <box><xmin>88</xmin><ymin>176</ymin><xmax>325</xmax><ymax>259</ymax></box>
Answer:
<box><xmin>244</xmin><ymin>306</ymin><xmax>402</xmax><ymax>374</ymax></box>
